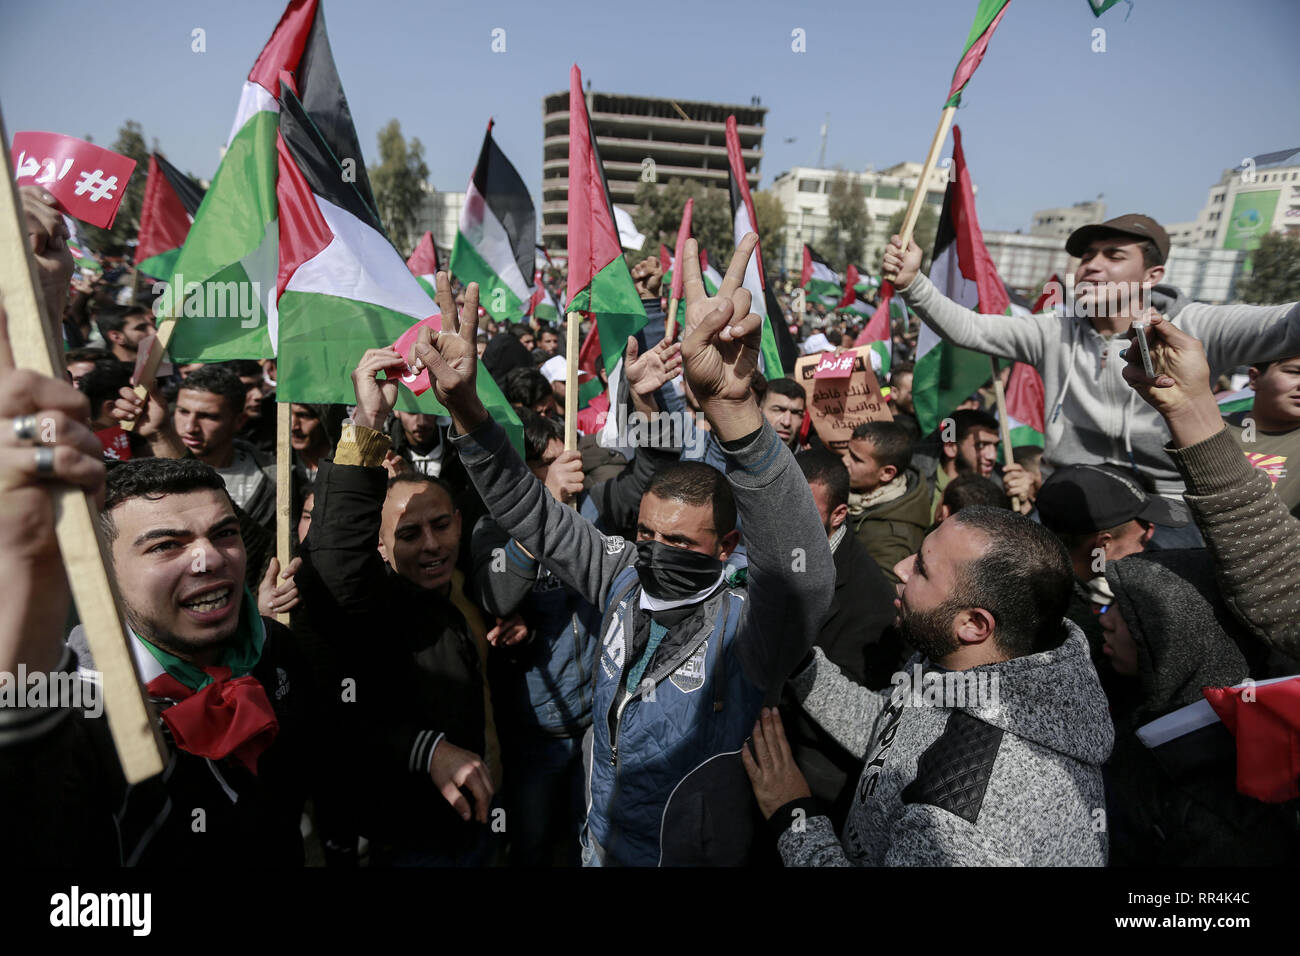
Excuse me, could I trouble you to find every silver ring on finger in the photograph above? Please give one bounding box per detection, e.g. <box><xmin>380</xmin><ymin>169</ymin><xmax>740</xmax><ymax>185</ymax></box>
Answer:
<box><xmin>34</xmin><ymin>446</ymin><xmax>56</xmax><ymax>475</ymax></box>
<box><xmin>13</xmin><ymin>414</ymin><xmax>39</xmax><ymax>444</ymax></box>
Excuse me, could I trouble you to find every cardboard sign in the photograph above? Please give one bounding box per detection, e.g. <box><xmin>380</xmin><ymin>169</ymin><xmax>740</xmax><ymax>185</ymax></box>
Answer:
<box><xmin>12</xmin><ymin>131</ymin><xmax>137</xmax><ymax>229</ymax></box>
<box><xmin>130</xmin><ymin>330</ymin><xmax>173</xmax><ymax>386</ymax></box>
<box><xmin>795</xmin><ymin>346</ymin><xmax>892</xmax><ymax>451</ymax></box>
<box><xmin>389</xmin><ymin>313</ymin><xmax>445</xmax><ymax>395</ymax></box>
<box><xmin>814</xmin><ymin>351</ymin><xmax>856</xmax><ymax>379</ymax></box>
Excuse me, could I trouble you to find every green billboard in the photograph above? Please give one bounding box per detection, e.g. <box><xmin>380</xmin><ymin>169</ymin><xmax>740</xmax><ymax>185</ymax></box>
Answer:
<box><xmin>1223</xmin><ymin>189</ymin><xmax>1280</xmax><ymax>251</ymax></box>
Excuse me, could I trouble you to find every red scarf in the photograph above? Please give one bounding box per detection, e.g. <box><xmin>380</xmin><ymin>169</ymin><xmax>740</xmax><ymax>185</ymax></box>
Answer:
<box><xmin>147</xmin><ymin>666</ymin><xmax>279</xmax><ymax>775</ymax></box>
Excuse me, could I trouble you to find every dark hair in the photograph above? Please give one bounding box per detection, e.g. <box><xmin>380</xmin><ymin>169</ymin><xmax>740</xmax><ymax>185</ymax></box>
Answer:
<box><xmin>797</xmin><ymin>448</ymin><xmax>849</xmax><ymax>513</ymax></box>
<box><xmin>229</xmin><ymin>360</ymin><xmax>263</xmax><ymax>380</ymax></box>
<box><xmin>764</xmin><ymin>377</ymin><xmax>806</xmax><ymax>406</ymax></box>
<box><xmin>386</xmin><ymin>471</ymin><xmax>457</xmax><ymax>504</ymax></box>
<box><xmin>645</xmin><ymin>462</ymin><xmax>736</xmax><ymax>537</ymax></box>
<box><xmin>950</xmin><ymin>408</ymin><xmax>999</xmax><ymax>445</ymax></box>
<box><xmin>502</xmin><ymin>367</ymin><xmax>552</xmax><ymax>410</ymax></box>
<box><xmin>942</xmin><ymin>474</ymin><xmax>1009</xmax><ymax>515</ymax></box>
<box><xmin>179</xmin><ymin>364</ymin><xmax>248</xmax><ymax>414</ymax></box>
<box><xmin>65</xmin><ymin>346</ymin><xmax>110</xmax><ymax>365</ymax></box>
<box><xmin>949</xmin><ymin>505</ymin><xmax>1073</xmax><ymax>656</ymax></box>
<box><xmin>79</xmin><ymin>358</ymin><xmax>133</xmax><ymax>415</ymax></box>
<box><xmin>508</xmin><ymin>324</ymin><xmax>535</xmax><ymax>343</ymax></box>
<box><xmin>93</xmin><ymin>305</ymin><xmax>130</xmax><ymax>340</ymax></box>
<box><xmin>515</xmin><ymin>406</ymin><xmax>561</xmax><ymax>462</ymax></box>
<box><xmin>825</xmin><ymin>329</ymin><xmax>843</xmax><ymax>347</ymax></box>
<box><xmin>889</xmin><ymin>360</ymin><xmax>915</xmax><ymax>385</ymax></box>
<box><xmin>102</xmin><ymin>458</ymin><xmax>232</xmax><ymax>541</ymax></box>
<box><xmin>850</xmin><ymin>420</ymin><xmax>912</xmax><ymax>473</ymax></box>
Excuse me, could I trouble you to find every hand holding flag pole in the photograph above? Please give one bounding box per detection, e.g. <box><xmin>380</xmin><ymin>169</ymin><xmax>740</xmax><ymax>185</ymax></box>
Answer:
<box><xmin>564</xmin><ymin>312</ymin><xmax>580</xmax><ymax>453</ymax></box>
<box><xmin>0</xmin><ymin>110</ymin><xmax>165</xmax><ymax>783</ymax></box>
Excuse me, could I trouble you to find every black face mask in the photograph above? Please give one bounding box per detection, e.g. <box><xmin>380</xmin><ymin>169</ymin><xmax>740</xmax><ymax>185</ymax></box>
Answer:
<box><xmin>635</xmin><ymin>540</ymin><xmax>725</xmax><ymax>603</ymax></box>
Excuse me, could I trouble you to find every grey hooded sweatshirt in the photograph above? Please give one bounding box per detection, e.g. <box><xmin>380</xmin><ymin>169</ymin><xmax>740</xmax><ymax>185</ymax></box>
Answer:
<box><xmin>777</xmin><ymin>623</ymin><xmax>1113</xmax><ymax>866</ymax></box>
<box><xmin>899</xmin><ymin>273</ymin><xmax>1300</xmax><ymax>495</ymax></box>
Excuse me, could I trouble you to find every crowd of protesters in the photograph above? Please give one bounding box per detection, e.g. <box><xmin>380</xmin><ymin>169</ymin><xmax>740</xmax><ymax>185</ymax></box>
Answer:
<box><xmin>3</xmin><ymin>183</ymin><xmax>1299</xmax><ymax>867</ymax></box>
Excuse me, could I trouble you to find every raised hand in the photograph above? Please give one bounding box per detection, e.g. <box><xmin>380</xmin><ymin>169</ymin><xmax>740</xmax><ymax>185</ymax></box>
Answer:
<box><xmin>543</xmin><ymin>448</ymin><xmax>585</xmax><ymax>504</ymax></box>
<box><xmin>679</xmin><ymin>235</ymin><xmax>765</xmax><ymax>441</ymax></box>
<box><xmin>631</xmin><ymin>255</ymin><xmax>663</xmax><ymax>299</ymax></box>
<box><xmin>623</xmin><ymin>335</ymin><xmax>682</xmax><ymax>399</ymax></box>
<box><xmin>21</xmin><ymin>186</ymin><xmax>75</xmax><ymax>323</ymax></box>
<box><xmin>408</xmin><ymin>272</ymin><xmax>487</xmax><ymax>431</ymax></box>
<box><xmin>257</xmin><ymin>555</ymin><xmax>302</xmax><ymax>618</ymax></box>
<box><xmin>349</xmin><ymin>347</ymin><xmax>404</xmax><ymax>431</ymax></box>
<box><xmin>882</xmin><ymin>234</ymin><xmax>923</xmax><ymax>290</ymax></box>
<box><xmin>1121</xmin><ymin>310</ymin><xmax>1223</xmax><ymax>448</ymax></box>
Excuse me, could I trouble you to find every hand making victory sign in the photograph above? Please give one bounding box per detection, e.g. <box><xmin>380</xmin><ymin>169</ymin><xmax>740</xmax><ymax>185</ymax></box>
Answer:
<box><xmin>407</xmin><ymin>273</ymin><xmax>488</xmax><ymax>434</ymax></box>
<box><xmin>679</xmin><ymin>232</ymin><xmax>765</xmax><ymax>441</ymax></box>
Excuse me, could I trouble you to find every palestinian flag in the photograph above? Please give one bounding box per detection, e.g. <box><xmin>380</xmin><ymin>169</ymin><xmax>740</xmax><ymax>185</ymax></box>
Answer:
<box><xmin>407</xmin><ymin>230</ymin><xmax>439</xmax><ymax>298</ymax></box>
<box><xmin>1089</xmin><ymin>0</ymin><xmax>1129</xmax><ymax>16</ymax></box>
<box><xmin>566</xmin><ymin>64</ymin><xmax>647</xmax><ymax>415</ymax></box>
<box><xmin>529</xmin><ymin>250</ymin><xmax>561</xmax><ymax>324</ymax></box>
<box><xmin>945</xmin><ymin>0</ymin><xmax>1011</xmax><ymax>108</ymax></box>
<box><xmin>64</xmin><ymin>216</ymin><xmax>101</xmax><ymax>274</ymax></box>
<box><xmin>1217</xmin><ymin>387</ymin><xmax>1254</xmax><ymax>415</ymax></box>
<box><xmin>858</xmin><ymin>283</ymin><xmax>896</xmax><ymax>378</ymax></box>
<box><xmin>1005</xmin><ymin>363</ymin><xmax>1045</xmax><ymax>448</ymax></box>
<box><xmin>837</xmin><ymin>264</ymin><xmax>860</xmax><ymax>310</ymax></box>
<box><xmin>726</xmin><ymin>115</ymin><xmax>787</xmax><ymax>376</ymax></box>
<box><xmin>273</xmin><ymin>81</ymin><xmax>521</xmax><ymax>450</ymax></box>
<box><xmin>854</xmin><ymin>270</ymin><xmax>878</xmax><ymax>297</ymax></box>
<box><xmin>802</xmin><ymin>245</ymin><xmax>841</xmax><ymax>306</ymax></box>
<box><xmin>166</xmin><ymin>0</ymin><xmax>373</xmax><ymax>363</ymax></box>
<box><xmin>134</xmin><ymin>153</ymin><xmax>206</xmax><ymax>280</ymax></box>
<box><xmin>913</xmin><ymin>124</ymin><xmax>1007</xmax><ymax>436</ymax></box>
<box><xmin>450</xmin><ymin>120</ymin><xmax>535</xmax><ymax>324</ymax></box>
<box><xmin>702</xmin><ymin>252</ymin><xmax>723</xmax><ymax>295</ymax></box>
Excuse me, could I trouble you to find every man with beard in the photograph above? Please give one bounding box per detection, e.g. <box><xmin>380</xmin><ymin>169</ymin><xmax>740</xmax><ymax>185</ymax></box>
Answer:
<box><xmin>744</xmin><ymin>506</ymin><xmax>1114</xmax><ymax>866</ymax></box>
<box><xmin>408</xmin><ymin>239</ymin><xmax>832</xmax><ymax>866</ymax></box>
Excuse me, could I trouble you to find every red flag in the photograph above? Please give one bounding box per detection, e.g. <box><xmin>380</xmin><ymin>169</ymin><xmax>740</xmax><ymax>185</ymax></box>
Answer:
<box><xmin>134</xmin><ymin>153</ymin><xmax>204</xmax><ymax>265</ymax></box>
<box><xmin>407</xmin><ymin>231</ymin><xmax>439</xmax><ymax>276</ymax></box>
<box><xmin>671</xmin><ymin>197</ymin><xmax>694</xmax><ymax>302</ymax></box>
<box><xmin>951</xmin><ymin>125</ymin><xmax>1008</xmax><ymax>317</ymax></box>
<box><xmin>858</xmin><ymin>281</ymin><xmax>894</xmax><ymax>346</ymax></box>
<box><xmin>12</xmin><ymin>131</ymin><xmax>137</xmax><ymax>229</ymax></box>
<box><xmin>838</xmin><ymin>264</ymin><xmax>860</xmax><ymax>310</ymax></box>
<box><xmin>1005</xmin><ymin>362</ymin><xmax>1045</xmax><ymax>434</ymax></box>
<box><xmin>1032</xmin><ymin>273</ymin><xmax>1064</xmax><ymax>313</ymax></box>
<box><xmin>1204</xmin><ymin>678</ymin><xmax>1300</xmax><ymax>803</ymax></box>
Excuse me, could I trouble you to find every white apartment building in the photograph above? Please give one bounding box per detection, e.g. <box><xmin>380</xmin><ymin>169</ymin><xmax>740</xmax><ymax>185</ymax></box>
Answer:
<box><xmin>1184</xmin><ymin>149</ymin><xmax>1300</xmax><ymax>250</ymax></box>
<box><xmin>1030</xmin><ymin>199</ymin><xmax>1107</xmax><ymax>240</ymax></box>
<box><xmin>769</xmin><ymin>161</ymin><xmax>956</xmax><ymax>277</ymax></box>
<box><xmin>412</xmin><ymin>185</ymin><xmax>465</xmax><ymax>262</ymax></box>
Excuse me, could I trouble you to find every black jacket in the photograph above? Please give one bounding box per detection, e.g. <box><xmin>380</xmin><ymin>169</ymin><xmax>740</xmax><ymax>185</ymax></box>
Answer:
<box><xmin>781</xmin><ymin>530</ymin><xmax>902</xmax><ymax>830</ymax></box>
<box><xmin>2</xmin><ymin>619</ymin><xmax>314</xmax><ymax>866</ymax></box>
<box><xmin>297</xmin><ymin>458</ymin><xmax>487</xmax><ymax>853</ymax></box>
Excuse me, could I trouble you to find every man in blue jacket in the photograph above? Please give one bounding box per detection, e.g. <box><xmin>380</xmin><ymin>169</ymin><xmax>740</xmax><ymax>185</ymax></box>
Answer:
<box><xmin>404</xmin><ymin>237</ymin><xmax>832</xmax><ymax>866</ymax></box>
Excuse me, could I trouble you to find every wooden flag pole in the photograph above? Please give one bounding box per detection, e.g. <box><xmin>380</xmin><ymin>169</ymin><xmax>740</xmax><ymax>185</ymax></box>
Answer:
<box><xmin>275</xmin><ymin>401</ymin><xmax>292</xmax><ymax>625</ymax></box>
<box><xmin>989</xmin><ymin>356</ymin><xmax>1021</xmax><ymax>512</ymax></box>
<box><xmin>121</xmin><ymin>315</ymin><xmax>176</xmax><ymax>431</ymax></box>
<box><xmin>564</xmin><ymin>312</ymin><xmax>580</xmax><ymax>452</ymax></box>
<box><xmin>0</xmin><ymin>113</ymin><xmax>166</xmax><ymax>784</ymax></box>
<box><xmin>898</xmin><ymin>106</ymin><xmax>957</xmax><ymax>248</ymax></box>
<box><xmin>665</xmin><ymin>298</ymin><xmax>679</xmax><ymax>345</ymax></box>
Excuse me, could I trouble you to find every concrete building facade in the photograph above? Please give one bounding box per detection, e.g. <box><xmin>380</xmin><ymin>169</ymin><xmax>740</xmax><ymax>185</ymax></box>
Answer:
<box><xmin>769</xmin><ymin>162</ymin><xmax>955</xmax><ymax>277</ymax></box>
<box><xmin>412</xmin><ymin>184</ymin><xmax>465</xmax><ymax>262</ymax></box>
<box><xmin>1183</xmin><ymin>150</ymin><xmax>1300</xmax><ymax>250</ymax></box>
<box><xmin>1030</xmin><ymin>199</ymin><xmax>1107</xmax><ymax>240</ymax></box>
<box><xmin>539</xmin><ymin>88</ymin><xmax>765</xmax><ymax>251</ymax></box>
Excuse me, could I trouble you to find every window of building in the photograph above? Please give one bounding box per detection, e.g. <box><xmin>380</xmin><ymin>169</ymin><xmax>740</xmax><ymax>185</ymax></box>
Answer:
<box><xmin>925</xmin><ymin>191</ymin><xmax>944</xmax><ymax>206</ymax></box>
<box><xmin>798</xmin><ymin>179</ymin><xmax>820</xmax><ymax>193</ymax></box>
<box><xmin>875</xmin><ymin>184</ymin><xmax>900</xmax><ymax>200</ymax></box>
<box><xmin>860</xmin><ymin>183</ymin><xmax>874</xmax><ymax>197</ymax></box>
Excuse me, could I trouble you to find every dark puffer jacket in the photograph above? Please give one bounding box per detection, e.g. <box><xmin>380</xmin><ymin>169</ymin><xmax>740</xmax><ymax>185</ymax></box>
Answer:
<box><xmin>1103</xmin><ymin>556</ymin><xmax>1300</xmax><ymax>866</ymax></box>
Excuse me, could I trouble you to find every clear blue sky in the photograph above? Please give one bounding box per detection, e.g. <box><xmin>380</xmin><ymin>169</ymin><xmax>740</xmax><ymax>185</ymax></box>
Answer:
<box><xmin>3</xmin><ymin>0</ymin><xmax>1297</xmax><ymax>233</ymax></box>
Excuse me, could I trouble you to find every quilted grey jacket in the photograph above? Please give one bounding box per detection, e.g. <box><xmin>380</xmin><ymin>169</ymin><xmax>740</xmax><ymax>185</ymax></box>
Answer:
<box><xmin>778</xmin><ymin>623</ymin><xmax>1113</xmax><ymax>866</ymax></box>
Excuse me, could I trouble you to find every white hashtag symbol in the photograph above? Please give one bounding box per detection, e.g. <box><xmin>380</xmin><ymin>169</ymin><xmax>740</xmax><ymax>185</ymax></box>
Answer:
<box><xmin>73</xmin><ymin>169</ymin><xmax>119</xmax><ymax>203</ymax></box>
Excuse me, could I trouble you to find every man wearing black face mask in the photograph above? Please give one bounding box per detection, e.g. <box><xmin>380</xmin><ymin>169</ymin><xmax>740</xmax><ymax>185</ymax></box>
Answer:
<box><xmin>405</xmin><ymin>237</ymin><xmax>833</xmax><ymax>866</ymax></box>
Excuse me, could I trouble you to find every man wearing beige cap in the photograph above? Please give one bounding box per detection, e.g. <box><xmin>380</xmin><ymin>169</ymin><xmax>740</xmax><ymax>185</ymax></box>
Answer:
<box><xmin>883</xmin><ymin>214</ymin><xmax>1300</xmax><ymax>547</ymax></box>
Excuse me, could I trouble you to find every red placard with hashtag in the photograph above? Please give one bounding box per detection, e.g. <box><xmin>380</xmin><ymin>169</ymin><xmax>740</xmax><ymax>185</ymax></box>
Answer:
<box><xmin>11</xmin><ymin>131</ymin><xmax>137</xmax><ymax>229</ymax></box>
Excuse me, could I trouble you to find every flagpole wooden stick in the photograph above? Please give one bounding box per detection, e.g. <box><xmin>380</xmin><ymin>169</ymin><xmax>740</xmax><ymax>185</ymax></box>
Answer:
<box><xmin>564</xmin><ymin>312</ymin><xmax>580</xmax><ymax>452</ymax></box>
<box><xmin>665</xmin><ymin>298</ymin><xmax>679</xmax><ymax>345</ymax></box>
<box><xmin>275</xmin><ymin>401</ymin><xmax>292</xmax><ymax>625</ymax></box>
<box><xmin>989</xmin><ymin>356</ymin><xmax>1021</xmax><ymax>512</ymax></box>
<box><xmin>898</xmin><ymin>106</ymin><xmax>957</xmax><ymax>248</ymax></box>
<box><xmin>121</xmin><ymin>315</ymin><xmax>176</xmax><ymax>432</ymax></box>
<box><xmin>0</xmin><ymin>114</ymin><xmax>165</xmax><ymax>784</ymax></box>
